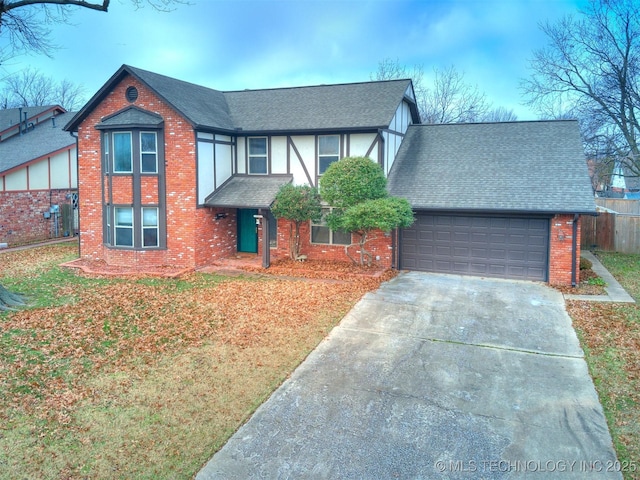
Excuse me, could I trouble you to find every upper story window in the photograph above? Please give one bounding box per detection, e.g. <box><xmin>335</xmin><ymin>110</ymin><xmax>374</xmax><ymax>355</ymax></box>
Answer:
<box><xmin>248</xmin><ymin>137</ymin><xmax>268</xmax><ymax>174</ymax></box>
<box><xmin>140</xmin><ymin>132</ymin><xmax>158</xmax><ymax>173</ymax></box>
<box><xmin>113</xmin><ymin>132</ymin><xmax>133</xmax><ymax>173</ymax></box>
<box><xmin>318</xmin><ymin>135</ymin><xmax>340</xmax><ymax>175</ymax></box>
<box><xmin>105</xmin><ymin>131</ymin><xmax>159</xmax><ymax>175</ymax></box>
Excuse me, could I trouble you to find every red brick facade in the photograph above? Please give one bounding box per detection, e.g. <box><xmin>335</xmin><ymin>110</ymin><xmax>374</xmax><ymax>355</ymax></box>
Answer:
<box><xmin>0</xmin><ymin>189</ymin><xmax>76</xmax><ymax>246</ymax></box>
<box><xmin>265</xmin><ymin>218</ymin><xmax>393</xmax><ymax>267</ymax></box>
<box><xmin>75</xmin><ymin>72</ymin><xmax>580</xmax><ymax>285</ymax></box>
<box><xmin>76</xmin><ymin>74</ymin><xmax>238</xmax><ymax>269</ymax></box>
<box><xmin>548</xmin><ymin>213</ymin><xmax>581</xmax><ymax>286</ymax></box>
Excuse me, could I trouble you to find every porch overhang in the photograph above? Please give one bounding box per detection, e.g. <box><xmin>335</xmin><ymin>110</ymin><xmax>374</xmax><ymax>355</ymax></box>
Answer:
<box><xmin>203</xmin><ymin>174</ymin><xmax>293</xmax><ymax>209</ymax></box>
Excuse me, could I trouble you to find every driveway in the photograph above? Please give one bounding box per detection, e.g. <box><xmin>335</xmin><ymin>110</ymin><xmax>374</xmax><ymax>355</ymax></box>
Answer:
<box><xmin>197</xmin><ymin>272</ymin><xmax>620</xmax><ymax>479</ymax></box>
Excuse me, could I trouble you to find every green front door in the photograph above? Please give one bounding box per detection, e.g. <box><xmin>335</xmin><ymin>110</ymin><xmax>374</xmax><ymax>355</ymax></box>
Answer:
<box><xmin>237</xmin><ymin>209</ymin><xmax>258</xmax><ymax>253</ymax></box>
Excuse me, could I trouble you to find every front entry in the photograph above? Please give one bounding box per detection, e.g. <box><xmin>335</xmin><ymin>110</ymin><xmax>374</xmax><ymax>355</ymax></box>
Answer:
<box><xmin>237</xmin><ymin>208</ymin><xmax>258</xmax><ymax>253</ymax></box>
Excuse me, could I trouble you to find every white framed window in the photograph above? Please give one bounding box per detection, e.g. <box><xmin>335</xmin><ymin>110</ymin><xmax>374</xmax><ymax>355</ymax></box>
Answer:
<box><xmin>114</xmin><ymin>207</ymin><xmax>134</xmax><ymax>247</ymax></box>
<box><xmin>140</xmin><ymin>132</ymin><xmax>158</xmax><ymax>173</ymax></box>
<box><xmin>105</xmin><ymin>205</ymin><xmax>112</xmax><ymax>244</ymax></box>
<box><xmin>318</xmin><ymin>135</ymin><xmax>339</xmax><ymax>175</ymax></box>
<box><xmin>113</xmin><ymin>132</ymin><xmax>133</xmax><ymax>173</ymax></box>
<box><xmin>248</xmin><ymin>137</ymin><xmax>268</xmax><ymax>174</ymax></box>
<box><xmin>311</xmin><ymin>207</ymin><xmax>351</xmax><ymax>245</ymax></box>
<box><xmin>103</xmin><ymin>132</ymin><xmax>110</xmax><ymax>173</ymax></box>
<box><xmin>142</xmin><ymin>207</ymin><xmax>159</xmax><ymax>247</ymax></box>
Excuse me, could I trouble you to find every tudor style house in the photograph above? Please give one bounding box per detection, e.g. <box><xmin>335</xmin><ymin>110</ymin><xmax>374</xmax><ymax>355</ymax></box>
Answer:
<box><xmin>65</xmin><ymin>65</ymin><xmax>595</xmax><ymax>285</ymax></box>
<box><xmin>0</xmin><ymin>106</ymin><xmax>78</xmax><ymax>246</ymax></box>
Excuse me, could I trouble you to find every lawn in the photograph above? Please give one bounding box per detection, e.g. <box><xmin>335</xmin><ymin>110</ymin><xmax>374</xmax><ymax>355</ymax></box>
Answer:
<box><xmin>567</xmin><ymin>251</ymin><xmax>640</xmax><ymax>480</ymax></box>
<box><xmin>0</xmin><ymin>243</ymin><xmax>392</xmax><ymax>479</ymax></box>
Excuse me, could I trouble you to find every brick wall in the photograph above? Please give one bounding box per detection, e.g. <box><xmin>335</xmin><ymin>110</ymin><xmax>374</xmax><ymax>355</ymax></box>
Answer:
<box><xmin>549</xmin><ymin>213</ymin><xmax>581</xmax><ymax>285</ymax></box>
<box><xmin>270</xmin><ymin>218</ymin><xmax>393</xmax><ymax>267</ymax></box>
<box><xmin>76</xmin><ymin>74</ymin><xmax>237</xmax><ymax>269</ymax></box>
<box><xmin>0</xmin><ymin>189</ymin><xmax>76</xmax><ymax>246</ymax></box>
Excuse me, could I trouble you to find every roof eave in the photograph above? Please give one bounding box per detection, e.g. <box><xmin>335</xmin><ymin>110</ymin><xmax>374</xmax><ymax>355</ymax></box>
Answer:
<box><xmin>408</xmin><ymin>206</ymin><xmax>597</xmax><ymax>216</ymax></box>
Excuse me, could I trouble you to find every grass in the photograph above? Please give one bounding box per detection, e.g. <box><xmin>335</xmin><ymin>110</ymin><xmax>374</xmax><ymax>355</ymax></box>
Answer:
<box><xmin>567</xmin><ymin>251</ymin><xmax>640</xmax><ymax>480</ymax></box>
<box><xmin>0</xmin><ymin>242</ymin><xmax>388</xmax><ymax>479</ymax></box>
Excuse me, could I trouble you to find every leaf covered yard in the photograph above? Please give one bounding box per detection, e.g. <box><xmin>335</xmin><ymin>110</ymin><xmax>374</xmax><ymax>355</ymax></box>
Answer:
<box><xmin>0</xmin><ymin>243</ymin><xmax>393</xmax><ymax>479</ymax></box>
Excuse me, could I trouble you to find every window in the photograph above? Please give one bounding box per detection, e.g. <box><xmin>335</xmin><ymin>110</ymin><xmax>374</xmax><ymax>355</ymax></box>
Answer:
<box><xmin>113</xmin><ymin>132</ymin><xmax>132</xmax><ymax>173</ymax></box>
<box><xmin>268</xmin><ymin>212</ymin><xmax>277</xmax><ymax>248</ymax></box>
<box><xmin>318</xmin><ymin>135</ymin><xmax>339</xmax><ymax>175</ymax></box>
<box><xmin>142</xmin><ymin>207</ymin><xmax>159</xmax><ymax>247</ymax></box>
<box><xmin>103</xmin><ymin>133</ymin><xmax>110</xmax><ymax>173</ymax></box>
<box><xmin>114</xmin><ymin>207</ymin><xmax>134</xmax><ymax>247</ymax></box>
<box><xmin>248</xmin><ymin>137</ymin><xmax>267</xmax><ymax>174</ymax></box>
<box><xmin>311</xmin><ymin>208</ymin><xmax>351</xmax><ymax>245</ymax></box>
<box><xmin>140</xmin><ymin>132</ymin><xmax>158</xmax><ymax>173</ymax></box>
<box><xmin>105</xmin><ymin>206</ymin><xmax>112</xmax><ymax>244</ymax></box>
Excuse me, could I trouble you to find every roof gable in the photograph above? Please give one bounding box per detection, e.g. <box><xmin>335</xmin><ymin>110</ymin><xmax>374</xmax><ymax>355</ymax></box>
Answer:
<box><xmin>96</xmin><ymin>106</ymin><xmax>164</xmax><ymax>129</ymax></box>
<box><xmin>388</xmin><ymin>120</ymin><xmax>596</xmax><ymax>214</ymax></box>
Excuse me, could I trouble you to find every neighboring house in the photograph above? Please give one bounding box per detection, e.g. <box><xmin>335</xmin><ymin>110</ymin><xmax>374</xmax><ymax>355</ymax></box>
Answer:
<box><xmin>64</xmin><ymin>65</ymin><xmax>595</xmax><ymax>285</ymax></box>
<box><xmin>588</xmin><ymin>158</ymin><xmax>640</xmax><ymax>198</ymax></box>
<box><xmin>0</xmin><ymin>106</ymin><xmax>78</xmax><ymax>246</ymax></box>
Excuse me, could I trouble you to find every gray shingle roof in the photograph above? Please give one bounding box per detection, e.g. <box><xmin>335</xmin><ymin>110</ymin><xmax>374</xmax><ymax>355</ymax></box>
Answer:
<box><xmin>127</xmin><ymin>66</ymin><xmax>235</xmax><ymax>130</ymax></box>
<box><xmin>387</xmin><ymin>120</ymin><xmax>596</xmax><ymax>214</ymax></box>
<box><xmin>224</xmin><ymin>80</ymin><xmax>413</xmax><ymax>132</ymax></box>
<box><xmin>65</xmin><ymin>65</ymin><xmax>416</xmax><ymax>133</ymax></box>
<box><xmin>0</xmin><ymin>112</ymin><xmax>76</xmax><ymax>174</ymax></box>
<box><xmin>96</xmin><ymin>106</ymin><xmax>163</xmax><ymax>129</ymax></box>
<box><xmin>204</xmin><ymin>175</ymin><xmax>293</xmax><ymax>208</ymax></box>
<box><xmin>0</xmin><ymin>105</ymin><xmax>61</xmax><ymax>136</ymax></box>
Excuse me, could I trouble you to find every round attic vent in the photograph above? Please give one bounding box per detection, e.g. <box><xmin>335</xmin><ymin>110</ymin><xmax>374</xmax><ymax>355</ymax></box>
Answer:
<box><xmin>125</xmin><ymin>86</ymin><xmax>138</xmax><ymax>102</ymax></box>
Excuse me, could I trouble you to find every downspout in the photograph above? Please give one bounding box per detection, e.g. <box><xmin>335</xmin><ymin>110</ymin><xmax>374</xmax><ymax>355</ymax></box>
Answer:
<box><xmin>70</xmin><ymin>130</ymin><xmax>80</xmax><ymax>258</ymax></box>
<box><xmin>571</xmin><ymin>214</ymin><xmax>578</xmax><ymax>287</ymax></box>
<box><xmin>259</xmin><ymin>208</ymin><xmax>270</xmax><ymax>268</ymax></box>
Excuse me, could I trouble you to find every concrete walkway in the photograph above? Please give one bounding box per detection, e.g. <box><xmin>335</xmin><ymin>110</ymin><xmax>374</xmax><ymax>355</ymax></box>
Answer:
<box><xmin>564</xmin><ymin>251</ymin><xmax>635</xmax><ymax>303</ymax></box>
<box><xmin>197</xmin><ymin>272</ymin><xmax>620</xmax><ymax>479</ymax></box>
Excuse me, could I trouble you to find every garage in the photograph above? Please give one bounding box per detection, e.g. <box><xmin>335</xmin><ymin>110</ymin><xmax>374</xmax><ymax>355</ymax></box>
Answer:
<box><xmin>399</xmin><ymin>213</ymin><xmax>550</xmax><ymax>281</ymax></box>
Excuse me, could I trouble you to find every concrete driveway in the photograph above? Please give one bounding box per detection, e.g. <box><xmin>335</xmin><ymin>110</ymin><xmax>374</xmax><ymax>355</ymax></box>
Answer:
<box><xmin>197</xmin><ymin>272</ymin><xmax>620</xmax><ymax>479</ymax></box>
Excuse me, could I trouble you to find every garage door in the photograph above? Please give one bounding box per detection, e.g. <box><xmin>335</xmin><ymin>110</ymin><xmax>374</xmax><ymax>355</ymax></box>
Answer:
<box><xmin>400</xmin><ymin>214</ymin><xmax>550</xmax><ymax>281</ymax></box>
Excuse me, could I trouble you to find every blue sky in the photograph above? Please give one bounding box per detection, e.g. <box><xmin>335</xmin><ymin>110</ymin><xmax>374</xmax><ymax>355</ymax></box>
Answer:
<box><xmin>0</xmin><ymin>0</ymin><xmax>585</xmax><ymax>119</ymax></box>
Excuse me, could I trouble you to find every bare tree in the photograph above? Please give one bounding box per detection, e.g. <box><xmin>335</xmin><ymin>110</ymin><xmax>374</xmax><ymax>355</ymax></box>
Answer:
<box><xmin>483</xmin><ymin>106</ymin><xmax>519</xmax><ymax>123</ymax></box>
<box><xmin>373</xmin><ymin>59</ymin><xmax>517</xmax><ymax>124</ymax></box>
<box><xmin>0</xmin><ymin>67</ymin><xmax>85</xmax><ymax>110</ymax></box>
<box><xmin>522</xmin><ymin>0</ymin><xmax>640</xmax><ymax>182</ymax></box>
<box><xmin>0</xmin><ymin>0</ymin><xmax>187</xmax><ymax>61</ymax></box>
<box><xmin>420</xmin><ymin>65</ymin><xmax>491</xmax><ymax>124</ymax></box>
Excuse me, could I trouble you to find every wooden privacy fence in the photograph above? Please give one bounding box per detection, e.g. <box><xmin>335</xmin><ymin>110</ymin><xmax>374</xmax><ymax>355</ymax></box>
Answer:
<box><xmin>582</xmin><ymin>200</ymin><xmax>640</xmax><ymax>254</ymax></box>
<box><xmin>595</xmin><ymin>198</ymin><xmax>640</xmax><ymax>214</ymax></box>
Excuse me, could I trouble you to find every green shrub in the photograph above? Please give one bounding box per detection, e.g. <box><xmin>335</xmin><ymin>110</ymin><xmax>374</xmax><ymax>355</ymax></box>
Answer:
<box><xmin>580</xmin><ymin>257</ymin><xmax>593</xmax><ymax>270</ymax></box>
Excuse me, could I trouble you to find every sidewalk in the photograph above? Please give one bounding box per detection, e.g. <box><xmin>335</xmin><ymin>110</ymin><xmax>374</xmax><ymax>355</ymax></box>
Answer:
<box><xmin>0</xmin><ymin>237</ymin><xmax>78</xmax><ymax>254</ymax></box>
<box><xmin>564</xmin><ymin>251</ymin><xmax>635</xmax><ymax>303</ymax></box>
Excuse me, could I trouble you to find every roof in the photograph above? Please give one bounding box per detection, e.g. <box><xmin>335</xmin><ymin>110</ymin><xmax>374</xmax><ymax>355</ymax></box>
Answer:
<box><xmin>0</xmin><ymin>111</ymin><xmax>76</xmax><ymax>174</ymax></box>
<box><xmin>224</xmin><ymin>80</ymin><xmax>415</xmax><ymax>132</ymax></box>
<box><xmin>387</xmin><ymin>120</ymin><xmax>597</xmax><ymax>214</ymax></box>
<box><xmin>65</xmin><ymin>65</ymin><xmax>418</xmax><ymax>133</ymax></box>
<box><xmin>0</xmin><ymin>105</ymin><xmax>65</xmax><ymax>138</ymax></box>
<box><xmin>96</xmin><ymin>106</ymin><xmax>164</xmax><ymax>129</ymax></box>
<box><xmin>204</xmin><ymin>175</ymin><xmax>293</xmax><ymax>208</ymax></box>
